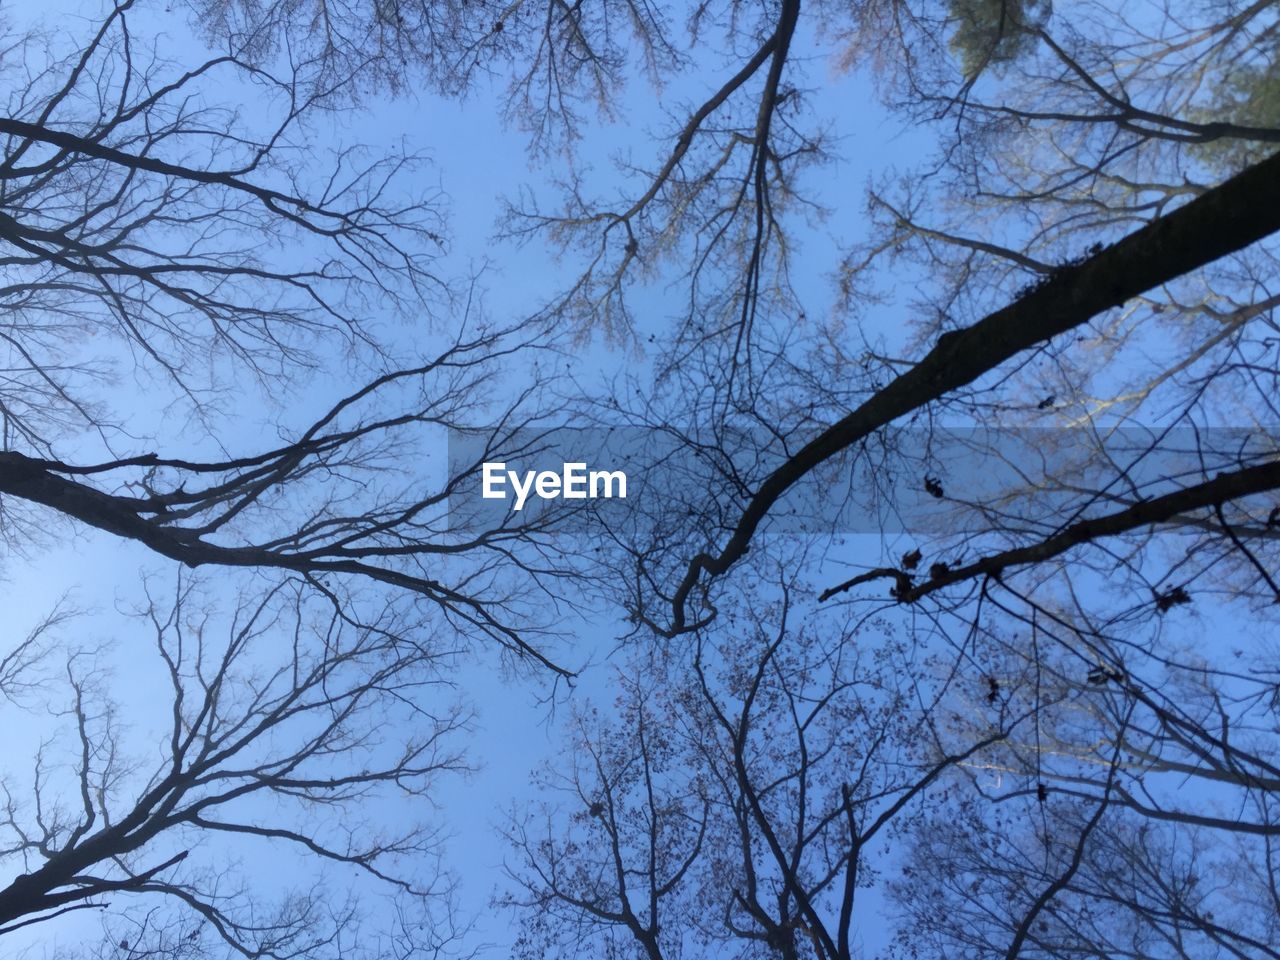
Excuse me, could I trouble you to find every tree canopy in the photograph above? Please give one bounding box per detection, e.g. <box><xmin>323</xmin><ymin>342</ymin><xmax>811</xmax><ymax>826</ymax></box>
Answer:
<box><xmin>1</xmin><ymin>0</ymin><xmax>1278</xmax><ymax>957</ymax></box>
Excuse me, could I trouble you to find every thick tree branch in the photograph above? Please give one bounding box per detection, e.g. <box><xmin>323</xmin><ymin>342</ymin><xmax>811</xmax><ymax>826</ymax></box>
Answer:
<box><xmin>822</xmin><ymin>457</ymin><xmax>1280</xmax><ymax>604</ymax></box>
<box><xmin>658</xmin><ymin>147</ymin><xmax>1280</xmax><ymax>634</ymax></box>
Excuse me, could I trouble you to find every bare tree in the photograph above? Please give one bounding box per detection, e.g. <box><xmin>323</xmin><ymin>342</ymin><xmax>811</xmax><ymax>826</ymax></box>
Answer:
<box><xmin>614</xmin><ymin>144</ymin><xmax>1280</xmax><ymax>635</ymax></box>
<box><xmin>329</xmin><ymin>0</ymin><xmax>1280</xmax><ymax>645</ymax></box>
<box><xmin>0</xmin><ymin>575</ymin><xmax>474</xmax><ymax>958</ymax></box>
<box><xmin>884</xmin><ymin>596</ymin><xmax>1280</xmax><ymax>959</ymax></box>
<box><xmin>0</xmin><ymin>3</ymin><xmax>589</xmax><ymax>952</ymax></box>
<box><xmin>483</xmin><ymin>2</ymin><xmax>1280</xmax><ymax>938</ymax></box>
<box><xmin>503</xmin><ymin>573</ymin><xmax>1280</xmax><ymax>958</ymax></box>
<box><xmin>203</xmin><ymin>0</ymin><xmax>826</xmax><ymax>356</ymax></box>
<box><xmin>0</xmin><ymin>1</ymin><xmax>593</xmax><ymax>672</ymax></box>
<box><xmin>500</xmin><ymin>584</ymin><xmax>1029</xmax><ymax>960</ymax></box>
<box><xmin>0</xmin><ymin>0</ymin><xmax>446</xmax><ymax>446</ymax></box>
<box><xmin>186</xmin><ymin>0</ymin><xmax>685</xmax><ymax>153</ymax></box>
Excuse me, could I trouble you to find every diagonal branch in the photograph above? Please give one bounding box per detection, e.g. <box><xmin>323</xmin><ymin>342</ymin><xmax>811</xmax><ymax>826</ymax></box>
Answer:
<box><xmin>656</xmin><ymin>147</ymin><xmax>1280</xmax><ymax>634</ymax></box>
<box><xmin>822</xmin><ymin>458</ymin><xmax>1280</xmax><ymax>604</ymax></box>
